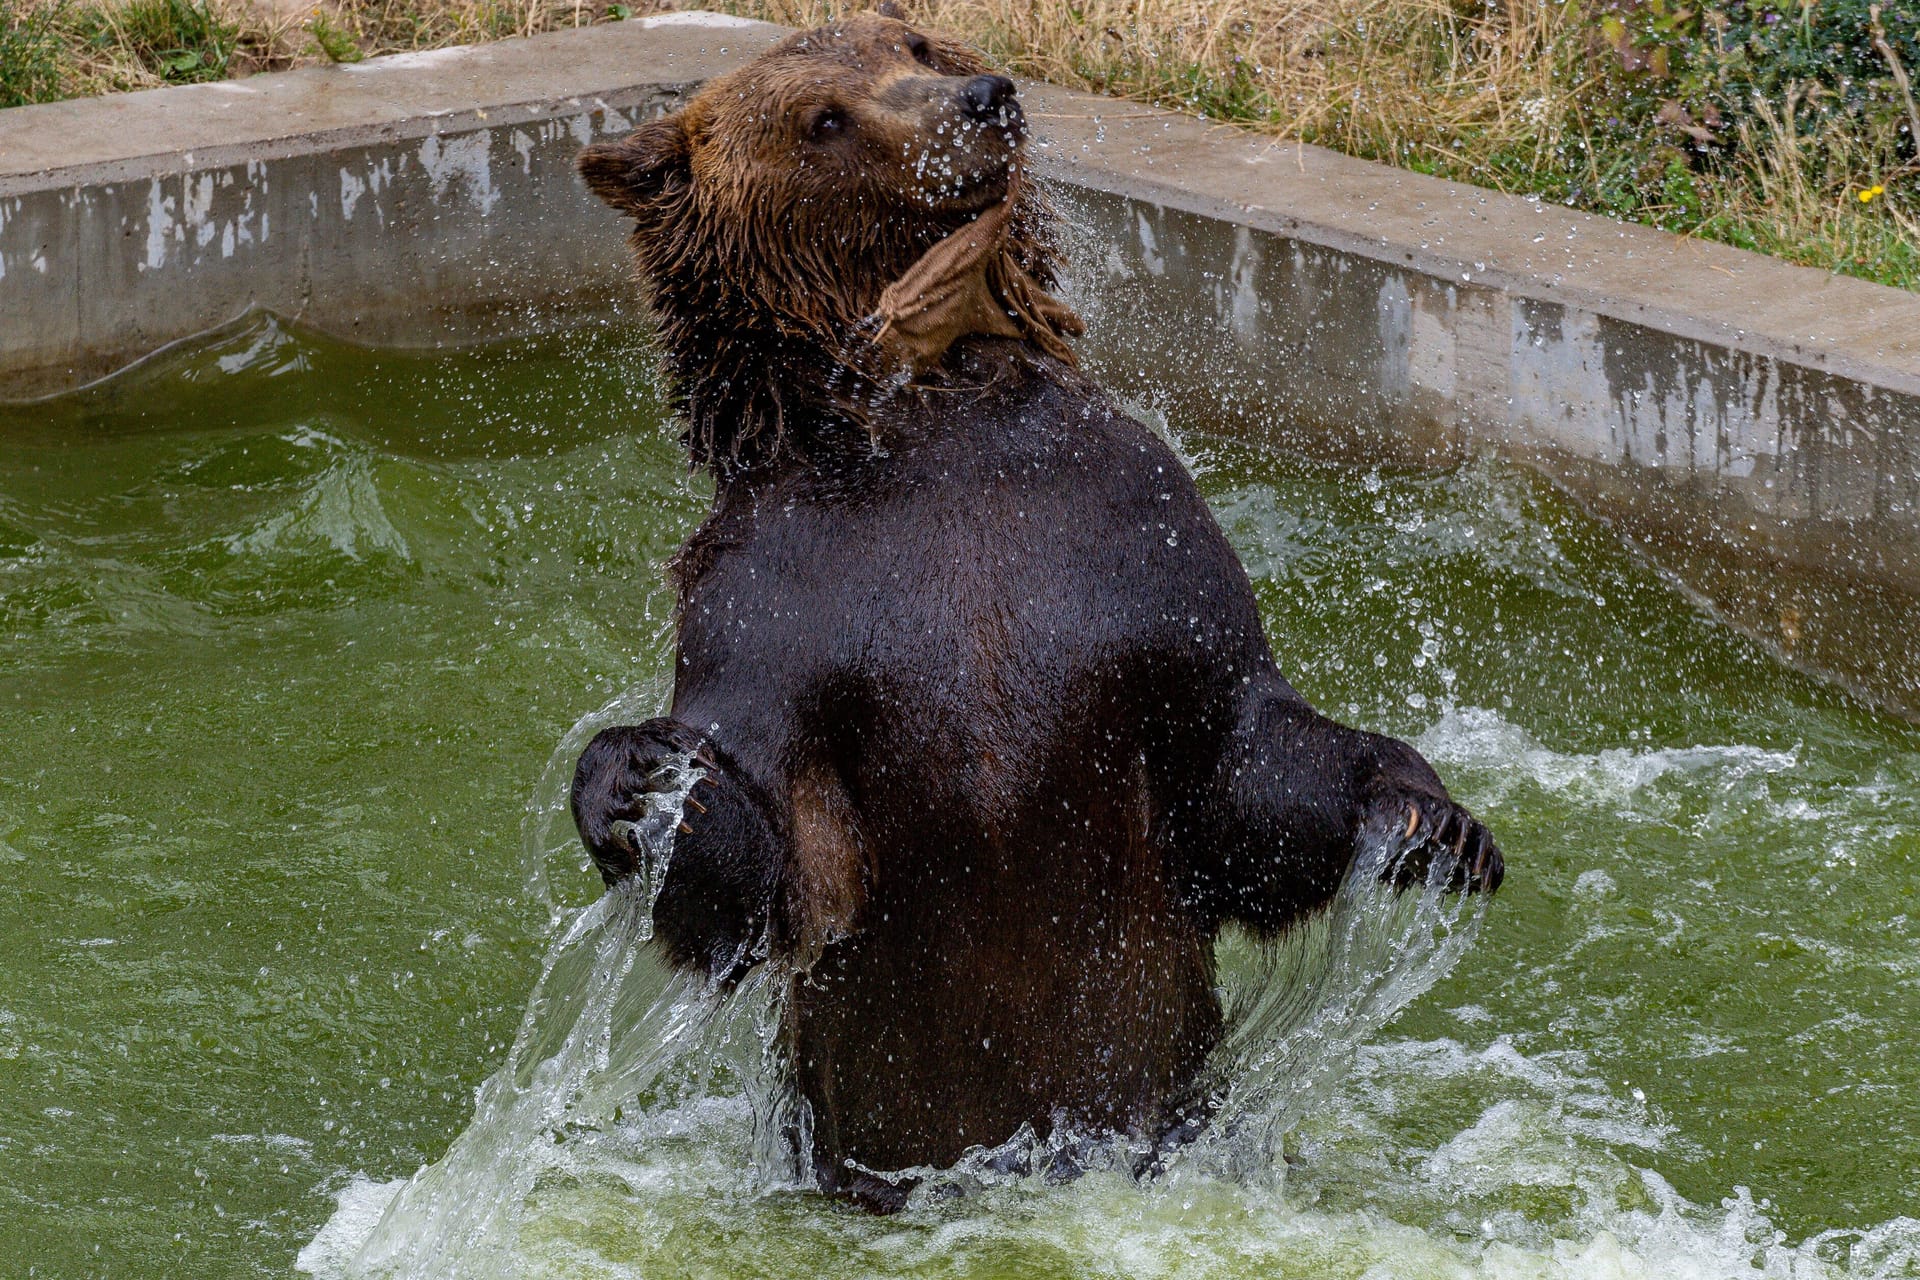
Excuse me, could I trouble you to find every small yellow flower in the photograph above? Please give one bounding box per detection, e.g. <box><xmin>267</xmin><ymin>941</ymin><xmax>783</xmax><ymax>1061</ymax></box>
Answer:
<box><xmin>1859</xmin><ymin>184</ymin><xmax>1885</xmax><ymax>203</ymax></box>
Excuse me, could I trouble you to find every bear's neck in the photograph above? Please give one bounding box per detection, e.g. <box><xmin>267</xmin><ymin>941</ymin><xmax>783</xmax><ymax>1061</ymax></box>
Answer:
<box><xmin>654</xmin><ymin>301</ymin><xmax>874</xmax><ymax>478</ymax></box>
<box><xmin>633</xmin><ymin>197</ymin><xmax>1042</xmax><ymax>475</ymax></box>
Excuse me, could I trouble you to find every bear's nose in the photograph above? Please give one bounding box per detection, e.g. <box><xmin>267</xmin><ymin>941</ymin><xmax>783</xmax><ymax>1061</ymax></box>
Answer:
<box><xmin>961</xmin><ymin>74</ymin><xmax>1019</xmax><ymax>122</ymax></box>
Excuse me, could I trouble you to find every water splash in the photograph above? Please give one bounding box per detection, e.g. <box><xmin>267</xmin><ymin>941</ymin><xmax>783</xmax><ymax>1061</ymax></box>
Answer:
<box><xmin>313</xmin><ymin>887</ymin><xmax>670</xmax><ymax>1278</ymax></box>
<box><xmin>307</xmin><ymin>736</ymin><xmax>745</xmax><ymax>1280</ymax></box>
<box><xmin>226</xmin><ymin>455</ymin><xmax>411</xmax><ymax>563</ymax></box>
<box><xmin>1197</xmin><ymin>836</ymin><xmax>1493</xmax><ymax>1180</ymax></box>
<box><xmin>291</xmin><ymin>686</ymin><xmax>1920</xmax><ymax>1278</ymax></box>
<box><xmin>1416</xmin><ymin>704</ymin><xmax>1800</xmax><ymax>813</ymax></box>
<box><xmin>519</xmin><ymin>678</ymin><xmax>673</xmax><ymax>926</ymax></box>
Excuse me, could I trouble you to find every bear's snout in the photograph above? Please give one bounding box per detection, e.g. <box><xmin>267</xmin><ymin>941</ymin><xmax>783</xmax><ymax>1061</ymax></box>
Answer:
<box><xmin>960</xmin><ymin>74</ymin><xmax>1020</xmax><ymax>127</ymax></box>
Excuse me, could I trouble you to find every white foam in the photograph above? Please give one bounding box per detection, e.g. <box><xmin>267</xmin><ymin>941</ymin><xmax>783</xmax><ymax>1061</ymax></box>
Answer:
<box><xmin>211</xmin><ymin>1131</ymin><xmax>313</xmax><ymax>1152</ymax></box>
<box><xmin>302</xmin><ymin>1130</ymin><xmax>1920</xmax><ymax>1280</ymax></box>
<box><xmin>1415</xmin><ymin>706</ymin><xmax>1797</xmax><ymax>810</ymax></box>
<box><xmin>299</xmin><ymin>1022</ymin><xmax>1917</xmax><ymax>1279</ymax></box>
<box><xmin>297</xmin><ymin>1175</ymin><xmax>405</xmax><ymax>1275</ymax></box>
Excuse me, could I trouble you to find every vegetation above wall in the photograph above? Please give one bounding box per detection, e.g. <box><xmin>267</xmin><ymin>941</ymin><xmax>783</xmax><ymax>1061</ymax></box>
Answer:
<box><xmin>752</xmin><ymin>0</ymin><xmax>1920</xmax><ymax>289</ymax></box>
<box><xmin>2</xmin><ymin>0</ymin><xmax>1915</xmax><ymax>290</ymax></box>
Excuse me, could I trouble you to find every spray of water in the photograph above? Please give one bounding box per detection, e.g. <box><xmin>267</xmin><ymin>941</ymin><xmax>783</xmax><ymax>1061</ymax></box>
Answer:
<box><xmin>307</xmin><ymin>721</ymin><xmax>748</xmax><ymax>1278</ymax></box>
<box><xmin>1197</xmin><ymin>839</ymin><xmax>1493</xmax><ymax>1180</ymax></box>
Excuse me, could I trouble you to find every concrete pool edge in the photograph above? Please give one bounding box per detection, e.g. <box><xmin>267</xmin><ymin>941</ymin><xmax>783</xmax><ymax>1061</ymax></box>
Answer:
<box><xmin>2</xmin><ymin>15</ymin><xmax>1916</xmax><ymax>717</ymax></box>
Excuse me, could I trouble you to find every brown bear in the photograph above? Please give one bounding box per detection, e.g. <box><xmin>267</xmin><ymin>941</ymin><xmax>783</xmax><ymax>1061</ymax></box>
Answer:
<box><xmin>573</xmin><ymin>12</ymin><xmax>1502</xmax><ymax>1211</ymax></box>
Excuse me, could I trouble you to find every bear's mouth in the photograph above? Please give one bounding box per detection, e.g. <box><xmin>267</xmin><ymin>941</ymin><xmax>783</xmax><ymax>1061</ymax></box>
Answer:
<box><xmin>965</xmin><ymin>93</ymin><xmax>1025</xmax><ymax>140</ymax></box>
<box><xmin>911</xmin><ymin>129</ymin><xmax>1024</xmax><ymax>213</ymax></box>
<box><xmin>938</xmin><ymin>158</ymin><xmax>1019</xmax><ymax>212</ymax></box>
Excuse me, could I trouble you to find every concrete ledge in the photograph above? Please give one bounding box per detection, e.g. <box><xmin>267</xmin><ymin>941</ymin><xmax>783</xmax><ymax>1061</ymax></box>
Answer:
<box><xmin>2</xmin><ymin>16</ymin><xmax>1916</xmax><ymax>716</ymax></box>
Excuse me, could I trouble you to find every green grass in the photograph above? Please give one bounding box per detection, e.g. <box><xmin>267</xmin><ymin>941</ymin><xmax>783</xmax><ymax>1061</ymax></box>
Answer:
<box><xmin>0</xmin><ymin>0</ymin><xmax>600</xmax><ymax>101</ymax></box>
<box><xmin>0</xmin><ymin>1</ymin><xmax>66</xmax><ymax>107</ymax></box>
<box><xmin>77</xmin><ymin>0</ymin><xmax>236</xmax><ymax>84</ymax></box>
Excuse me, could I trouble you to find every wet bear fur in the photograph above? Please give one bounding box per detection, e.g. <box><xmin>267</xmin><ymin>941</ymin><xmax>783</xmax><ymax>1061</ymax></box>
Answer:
<box><xmin>573</xmin><ymin>13</ymin><xmax>1502</xmax><ymax>1211</ymax></box>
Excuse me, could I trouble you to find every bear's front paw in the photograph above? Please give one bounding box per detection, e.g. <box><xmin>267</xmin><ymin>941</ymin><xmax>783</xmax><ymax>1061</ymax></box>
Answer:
<box><xmin>572</xmin><ymin>720</ymin><xmax>780</xmax><ymax>981</ymax></box>
<box><xmin>570</xmin><ymin>720</ymin><xmax>716</xmax><ymax>888</ymax></box>
<box><xmin>1361</xmin><ymin>791</ymin><xmax>1503</xmax><ymax>897</ymax></box>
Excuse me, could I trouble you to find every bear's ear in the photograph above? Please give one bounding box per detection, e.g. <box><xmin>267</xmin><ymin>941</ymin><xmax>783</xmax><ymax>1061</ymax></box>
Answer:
<box><xmin>875</xmin><ymin>1</ymin><xmax>905</xmax><ymax>17</ymax></box>
<box><xmin>578</xmin><ymin>114</ymin><xmax>691</xmax><ymax>217</ymax></box>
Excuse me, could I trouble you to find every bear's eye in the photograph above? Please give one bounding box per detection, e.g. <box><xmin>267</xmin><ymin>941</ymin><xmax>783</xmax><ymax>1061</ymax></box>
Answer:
<box><xmin>906</xmin><ymin>34</ymin><xmax>935</xmax><ymax>66</ymax></box>
<box><xmin>807</xmin><ymin>107</ymin><xmax>848</xmax><ymax>142</ymax></box>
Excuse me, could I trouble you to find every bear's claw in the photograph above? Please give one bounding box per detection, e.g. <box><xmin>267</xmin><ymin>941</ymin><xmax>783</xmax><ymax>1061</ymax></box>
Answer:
<box><xmin>1372</xmin><ymin>793</ymin><xmax>1503</xmax><ymax>897</ymax></box>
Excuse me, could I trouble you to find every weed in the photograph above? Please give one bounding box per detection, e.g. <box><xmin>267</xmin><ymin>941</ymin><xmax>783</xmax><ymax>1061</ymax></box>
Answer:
<box><xmin>308</xmin><ymin>11</ymin><xmax>364</xmax><ymax>62</ymax></box>
<box><xmin>1</xmin><ymin>0</ymin><xmax>68</xmax><ymax>106</ymax></box>
<box><xmin>78</xmin><ymin>0</ymin><xmax>237</xmax><ymax>85</ymax></box>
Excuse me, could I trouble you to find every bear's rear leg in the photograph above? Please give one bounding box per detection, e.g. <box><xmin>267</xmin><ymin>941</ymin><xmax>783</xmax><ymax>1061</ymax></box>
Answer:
<box><xmin>571</xmin><ymin>720</ymin><xmax>783</xmax><ymax>982</ymax></box>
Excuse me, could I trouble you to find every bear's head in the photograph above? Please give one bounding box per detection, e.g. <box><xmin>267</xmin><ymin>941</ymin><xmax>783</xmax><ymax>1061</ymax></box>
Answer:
<box><xmin>579</xmin><ymin>12</ymin><xmax>1082</xmax><ymax>473</ymax></box>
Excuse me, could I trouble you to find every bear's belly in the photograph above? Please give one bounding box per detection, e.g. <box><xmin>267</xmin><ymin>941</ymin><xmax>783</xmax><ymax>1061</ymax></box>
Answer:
<box><xmin>783</xmin><ymin>814</ymin><xmax>1222</xmax><ymax>1183</ymax></box>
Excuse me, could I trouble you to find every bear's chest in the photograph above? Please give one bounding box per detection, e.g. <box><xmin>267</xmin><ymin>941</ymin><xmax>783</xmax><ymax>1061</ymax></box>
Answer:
<box><xmin>669</xmin><ymin>385</ymin><xmax>1265</xmax><ymax>830</ymax></box>
<box><xmin>682</xmin><ymin>438</ymin><xmax>1179</xmax><ymax>710</ymax></box>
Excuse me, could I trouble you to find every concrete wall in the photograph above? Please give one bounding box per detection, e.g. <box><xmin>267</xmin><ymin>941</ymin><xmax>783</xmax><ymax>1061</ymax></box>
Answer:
<box><xmin>1052</xmin><ymin>191</ymin><xmax>1920</xmax><ymax>715</ymax></box>
<box><xmin>0</xmin><ymin>14</ymin><xmax>784</xmax><ymax>388</ymax></box>
<box><xmin>3</xmin><ymin>15</ymin><xmax>1917</xmax><ymax>716</ymax></box>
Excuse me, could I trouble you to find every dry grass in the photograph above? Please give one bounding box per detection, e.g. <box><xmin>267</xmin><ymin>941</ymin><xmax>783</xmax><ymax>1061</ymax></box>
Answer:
<box><xmin>1</xmin><ymin>0</ymin><xmax>662</xmax><ymax>100</ymax></box>
<box><xmin>1726</xmin><ymin>88</ymin><xmax>1920</xmax><ymax>260</ymax></box>
<box><xmin>747</xmin><ymin>0</ymin><xmax>1587</xmax><ymax>181</ymax></box>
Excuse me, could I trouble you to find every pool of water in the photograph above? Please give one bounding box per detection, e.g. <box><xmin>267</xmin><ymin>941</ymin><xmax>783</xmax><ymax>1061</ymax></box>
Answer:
<box><xmin>2</xmin><ymin>315</ymin><xmax>1916</xmax><ymax>1278</ymax></box>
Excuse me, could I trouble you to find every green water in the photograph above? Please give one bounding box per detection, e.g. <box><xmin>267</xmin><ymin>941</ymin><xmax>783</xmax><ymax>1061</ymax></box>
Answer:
<box><xmin>1</xmin><ymin>315</ymin><xmax>1916</xmax><ymax>1278</ymax></box>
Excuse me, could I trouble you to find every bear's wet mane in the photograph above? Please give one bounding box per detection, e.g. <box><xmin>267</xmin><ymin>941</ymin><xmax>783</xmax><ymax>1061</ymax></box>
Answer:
<box><xmin>579</xmin><ymin>21</ymin><xmax>1081</xmax><ymax>478</ymax></box>
<box><xmin>640</xmin><ymin>177</ymin><xmax>1070</xmax><ymax>476</ymax></box>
